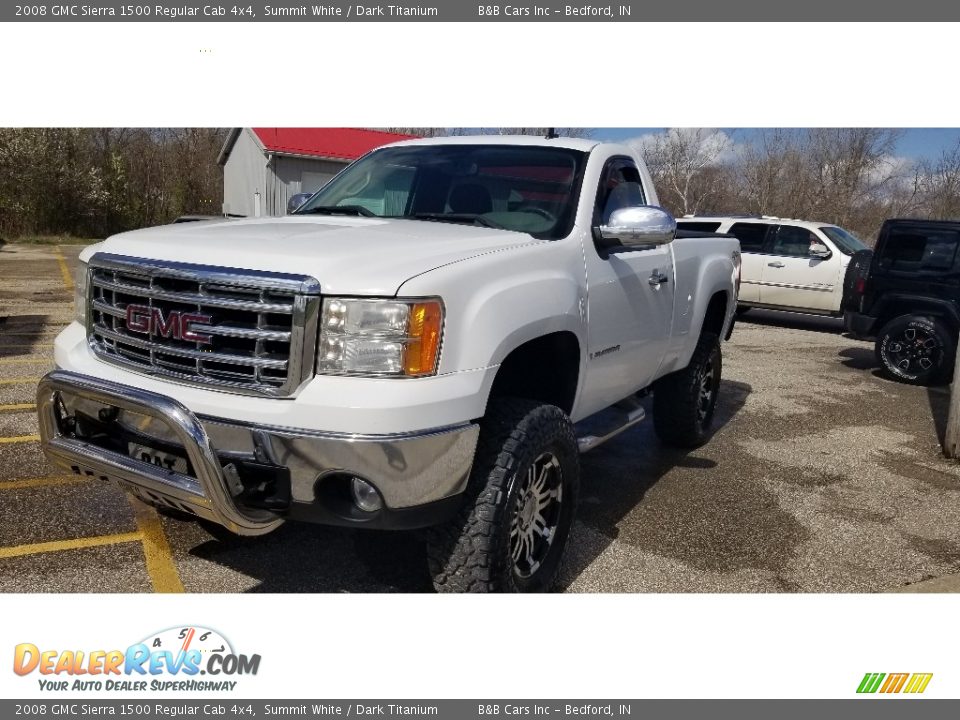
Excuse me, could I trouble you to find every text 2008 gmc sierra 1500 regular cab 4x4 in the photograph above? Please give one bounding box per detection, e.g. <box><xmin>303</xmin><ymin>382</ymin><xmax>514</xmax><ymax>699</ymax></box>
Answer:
<box><xmin>37</xmin><ymin>135</ymin><xmax>740</xmax><ymax>592</ymax></box>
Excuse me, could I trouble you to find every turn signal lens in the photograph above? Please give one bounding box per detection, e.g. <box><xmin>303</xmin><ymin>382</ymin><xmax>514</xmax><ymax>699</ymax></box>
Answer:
<box><xmin>404</xmin><ymin>301</ymin><xmax>443</xmax><ymax>377</ymax></box>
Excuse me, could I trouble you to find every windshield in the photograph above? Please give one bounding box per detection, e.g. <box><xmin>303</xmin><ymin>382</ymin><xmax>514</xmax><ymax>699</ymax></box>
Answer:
<box><xmin>296</xmin><ymin>144</ymin><xmax>588</xmax><ymax>240</ymax></box>
<box><xmin>820</xmin><ymin>226</ymin><xmax>869</xmax><ymax>255</ymax></box>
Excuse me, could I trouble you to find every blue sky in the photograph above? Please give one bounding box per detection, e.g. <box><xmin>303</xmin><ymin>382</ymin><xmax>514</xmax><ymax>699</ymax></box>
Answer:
<box><xmin>594</xmin><ymin>128</ymin><xmax>960</xmax><ymax>161</ymax></box>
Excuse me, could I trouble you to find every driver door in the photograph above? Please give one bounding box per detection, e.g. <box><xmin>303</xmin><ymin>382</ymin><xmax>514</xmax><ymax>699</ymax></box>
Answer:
<box><xmin>578</xmin><ymin>157</ymin><xmax>676</xmax><ymax>417</ymax></box>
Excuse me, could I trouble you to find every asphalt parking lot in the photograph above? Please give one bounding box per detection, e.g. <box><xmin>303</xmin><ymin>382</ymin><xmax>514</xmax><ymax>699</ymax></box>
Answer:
<box><xmin>1</xmin><ymin>242</ymin><xmax>958</xmax><ymax>593</ymax></box>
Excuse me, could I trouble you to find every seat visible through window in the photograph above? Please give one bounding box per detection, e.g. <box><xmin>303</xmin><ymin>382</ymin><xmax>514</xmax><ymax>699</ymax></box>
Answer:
<box><xmin>601</xmin><ymin>182</ymin><xmax>645</xmax><ymax>224</ymax></box>
<box><xmin>448</xmin><ymin>184</ymin><xmax>493</xmax><ymax>215</ymax></box>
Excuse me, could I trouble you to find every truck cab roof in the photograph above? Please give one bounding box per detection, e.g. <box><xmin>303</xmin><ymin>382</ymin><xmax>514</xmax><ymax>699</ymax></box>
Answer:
<box><xmin>385</xmin><ymin>135</ymin><xmax>602</xmax><ymax>153</ymax></box>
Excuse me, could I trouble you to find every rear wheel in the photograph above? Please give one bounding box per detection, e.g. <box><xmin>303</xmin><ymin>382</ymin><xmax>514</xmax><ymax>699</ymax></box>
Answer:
<box><xmin>426</xmin><ymin>398</ymin><xmax>579</xmax><ymax>593</ymax></box>
<box><xmin>653</xmin><ymin>332</ymin><xmax>722</xmax><ymax>448</ymax></box>
<box><xmin>875</xmin><ymin>315</ymin><xmax>954</xmax><ymax>386</ymax></box>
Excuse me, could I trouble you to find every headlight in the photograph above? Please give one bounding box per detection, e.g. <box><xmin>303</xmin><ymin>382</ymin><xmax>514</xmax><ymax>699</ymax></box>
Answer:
<box><xmin>73</xmin><ymin>260</ymin><xmax>89</xmax><ymax>325</ymax></box>
<box><xmin>317</xmin><ymin>297</ymin><xmax>443</xmax><ymax>377</ymax></box>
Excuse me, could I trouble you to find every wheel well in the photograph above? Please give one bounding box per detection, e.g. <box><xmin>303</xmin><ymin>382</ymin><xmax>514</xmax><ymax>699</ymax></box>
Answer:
<box><xmin>488</xmin><ymin>332</ymin><xmax>580</xmax><ymax>416</ymax></box>
<box><xmin>702</xmin><ymin>291</ymin><xmax>729</xmax><ymax>338</ymax></box>
<box><xmin>876</xmin><ymin>300</ymin><xmax>960</xmax><ymax>337</ymax></box>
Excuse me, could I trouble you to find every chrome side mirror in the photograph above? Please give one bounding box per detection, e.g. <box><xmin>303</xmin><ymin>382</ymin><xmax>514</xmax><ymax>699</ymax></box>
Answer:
<box><xmin>287</xmin><ymin>192</ymin><xmax>314</xmax><ymax>214</ymax></box>
<box><xmin>599</xmin><ymin>206</ymin><xmax>676</xmax><ymax>247</ymax></box>
<box><xmin>810</xmin><ymin>242</ymin><xmax>832</xmax><ymax>259</ymax></box>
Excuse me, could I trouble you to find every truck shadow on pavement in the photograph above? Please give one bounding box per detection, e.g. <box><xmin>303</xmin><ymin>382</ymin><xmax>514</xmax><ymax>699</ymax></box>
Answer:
<box><xmin>837</xmin><ymin>346</ymin><xmax>883</xmax><ymax>376</ymax></box>
<box><xmin>556</xmin><ymin>379</ymin><xmax>756</xmax><ymax>590</ymax></box>
<box><xmin>185</xmin><ymin>380</ymin><xmax>751</xmax><ymax>593</ymax></box>
<box><xmin>0</xmin><ymin>314</ymin><xmax>52</xmax><ymax>358</ymax></box>
<box><xmin>838</xmin><ymin>345</ymin><xmax>952</xmax><ymax>448</ymax></box>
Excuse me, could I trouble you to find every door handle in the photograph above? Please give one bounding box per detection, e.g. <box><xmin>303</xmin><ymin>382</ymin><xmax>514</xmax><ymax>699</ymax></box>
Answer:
<box><xmin>649</xmin><ymin>271</ymin><xmax>669</xmax><ymax>286</ymax></box>
<box><xmin>768</xmin><ymin>261</ymin><xmax>785</xmax><ymax>268</ymax></box>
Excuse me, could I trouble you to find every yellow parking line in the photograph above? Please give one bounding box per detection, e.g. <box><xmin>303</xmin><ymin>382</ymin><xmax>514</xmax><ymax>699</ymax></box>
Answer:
<box><xmin>0</xmin><ymin>532</ymin><xmax>142</xmax><ymax>560</ymax></box>
<box><xmin>0</xmin><ymin>435</ymin><xmax>40</xmax><ymax>444</ymax></box>
<box><xmin>0</xmin><ymin>320</ymin><xmax>67</xmax><ymax>327</ymax></box>
<box><xmin>129</xmin><ymin>498</ymin><xmax>185</xmax><ymax>593</ymax></box>
<box><xmin>55</xmin><ymin>246</ymin><xmax>74</xmax><ymax>291</ymax></box>
<box><xmin>0</xmin><ymin>332</ymin><xmax>61</xmax><ymax>337</ymax></box>
<box><xmin>0</xmin><ymin>475</ymin><xmax>90</xmax><ymax>490</ymax></box>
<box><xmin>0</xmin><ymin>358</ymin><xmax>52</xmax><ymax>365</ymax></box>
<box><xmin>0</xmin><ymin>403</ymin><xmax>35</xmax><ymax>412</ymax></box>
<box><xmin>0</xmin><ymin>377</ymin><xmax>40</xmax><ymax>385</ymax></box>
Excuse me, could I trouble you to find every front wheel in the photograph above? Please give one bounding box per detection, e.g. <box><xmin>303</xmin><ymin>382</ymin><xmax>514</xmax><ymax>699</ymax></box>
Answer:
<box><xmin>426</xmin><ymin>399</ymin><xmax>579</xmax><ymax>593</ymax></box>
<box><xmin>875</xmin><ymin>315</ymin><xmax>954</xmax><ymax>386</ymax></box>
<box><xmin>653</xmin><ymin>332</ymin><xmax>722</xmax><ymax>448</ymax></box>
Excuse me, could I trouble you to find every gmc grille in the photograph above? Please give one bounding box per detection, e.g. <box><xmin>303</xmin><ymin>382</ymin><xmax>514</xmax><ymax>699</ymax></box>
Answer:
<box><xmin>86</xmin><ymin>253</ymin><xmax>321</xmax><ymax>397</ymax></box>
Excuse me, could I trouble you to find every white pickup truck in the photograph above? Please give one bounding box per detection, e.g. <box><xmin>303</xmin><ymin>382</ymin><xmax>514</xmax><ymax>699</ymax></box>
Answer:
<box><xmin>38</xmin><ymin>135</ymin><xmax>740</xmax><ymax>592</ymax></box>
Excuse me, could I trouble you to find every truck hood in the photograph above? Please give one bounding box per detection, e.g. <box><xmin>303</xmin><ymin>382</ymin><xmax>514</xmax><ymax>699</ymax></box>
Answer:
<box><xmin>89</xmin><ymin>216</ymin><xmax>543</xmax><ymax>296</ymax></box>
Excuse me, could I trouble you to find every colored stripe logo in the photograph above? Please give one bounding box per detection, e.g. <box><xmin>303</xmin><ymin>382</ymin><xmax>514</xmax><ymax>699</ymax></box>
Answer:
<box><xmin>857</xmin><ymin>672</ymin><xmax>933</xmax><ymax>694</ymax></box>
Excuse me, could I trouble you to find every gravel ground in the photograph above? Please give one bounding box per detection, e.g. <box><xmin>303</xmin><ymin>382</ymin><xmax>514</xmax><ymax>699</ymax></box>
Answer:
<box><xmin>0</xmin><ymin>243</ymin><xmax>957</xmax><ymax>593</ymax></box>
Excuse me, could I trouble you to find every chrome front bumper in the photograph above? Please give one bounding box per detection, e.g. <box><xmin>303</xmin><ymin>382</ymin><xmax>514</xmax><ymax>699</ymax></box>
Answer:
<box><xmin>37</xmin><ymin>371</ymin><xmax>480</xmax><ymax>535</ymax></box>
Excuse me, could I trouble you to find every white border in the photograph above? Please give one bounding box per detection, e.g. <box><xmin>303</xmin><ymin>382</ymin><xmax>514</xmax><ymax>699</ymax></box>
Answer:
<box><xmin>1</xmin><ymin>594</ymin><xmax>957</xmax><ymax>699</ymax></box>
<box><xmin>0</xmin><ymin>22</ymin><xmax>957</xmax><ymax>127</ymax></box>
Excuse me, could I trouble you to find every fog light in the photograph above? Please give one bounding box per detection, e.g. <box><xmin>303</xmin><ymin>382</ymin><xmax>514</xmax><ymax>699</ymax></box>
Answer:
<box><xmin>350</xmin><ymin>477</ymin><xmax>383</xmax><ymax>513</ymax></box>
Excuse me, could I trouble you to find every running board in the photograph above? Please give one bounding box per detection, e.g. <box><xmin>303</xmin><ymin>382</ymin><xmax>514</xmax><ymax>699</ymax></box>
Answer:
<box><xmin>575</xmin><ymin>399</ymin><xmax>646</xmax><ymax>453</ymax></box>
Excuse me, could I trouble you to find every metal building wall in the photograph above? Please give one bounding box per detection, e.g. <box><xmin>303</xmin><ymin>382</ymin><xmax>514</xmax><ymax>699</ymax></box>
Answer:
<box><xmin>222</xmin><ymin>129</ymin><xmax>268</xmax><ymax>217</ymax></box>
<box><xmin>268</xmin><ymin>156</ymin><xmax>348</xmax><ymax>216</ymax></box>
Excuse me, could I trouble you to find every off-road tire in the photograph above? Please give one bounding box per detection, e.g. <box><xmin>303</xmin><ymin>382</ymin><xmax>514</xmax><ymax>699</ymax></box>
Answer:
<box><xmin>653</xmin><ymin>332</ymin><xmax>722</xmax><ymax>449</ymax></box>
<box><xmin>426</xmin><ymin>399</ymin><xmax>579</xmax><ymax>593</ymax></box>
<box><xmin>875</xmin><ymin>314</ymin><xmax>955</xmax><ymax>386</ymax></box>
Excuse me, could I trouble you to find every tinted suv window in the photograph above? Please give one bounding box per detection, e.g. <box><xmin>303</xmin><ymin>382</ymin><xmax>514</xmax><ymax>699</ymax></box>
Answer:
<box><xmin>879</xmin><ymin>226</ymin><xmax>960</xmax><ymax>274</ymax></box>
<box><xmin>728</xmin><ymin>223</ymin><xmax>769</xmax><ymax>252</ymax></box>
<box><xmin>677</xmin><ymin>221</ymin><xmax>722</xmax><ymax>233</ymax></box>
<box><xmin>772</xmin><ymin>225</ymin><xmax>818</xmax><ymax>257</ymax></box>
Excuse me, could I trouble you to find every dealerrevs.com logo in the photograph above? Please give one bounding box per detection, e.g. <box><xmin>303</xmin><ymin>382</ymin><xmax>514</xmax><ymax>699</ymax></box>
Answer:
<box><xmin>13</xmin><ymin>626</ymin><xmax>260</xmax><ymax>692</ymax></box>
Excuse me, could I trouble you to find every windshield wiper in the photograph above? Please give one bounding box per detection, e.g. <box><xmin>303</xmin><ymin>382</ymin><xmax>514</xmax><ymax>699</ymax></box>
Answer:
<box><xmin>297</xmin><ymin>205</ymin><xmax>375</xmax><ymax>217</ymax></box>
<box><xmin>407</xmin><ymin>212</ymin><xmax>505</xmax><ymax>230</ymax></box>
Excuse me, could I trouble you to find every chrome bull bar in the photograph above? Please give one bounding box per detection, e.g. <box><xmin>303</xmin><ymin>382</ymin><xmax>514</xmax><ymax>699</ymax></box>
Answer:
<box><xmin>37</xmin><ymin>370</ymin><xmax>282</xmax><ymax>536</ymax></box>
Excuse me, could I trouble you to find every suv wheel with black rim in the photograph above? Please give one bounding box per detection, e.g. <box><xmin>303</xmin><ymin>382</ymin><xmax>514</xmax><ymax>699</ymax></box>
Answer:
<box><xmin>875</xmin><ymin>314</ymin><xmax>955</xmax><ymax>386</ymax></box>
<box><xmin>426</xmin><ymin>398</ymin><xmax>579</xmax><ymax>593</ymax></box>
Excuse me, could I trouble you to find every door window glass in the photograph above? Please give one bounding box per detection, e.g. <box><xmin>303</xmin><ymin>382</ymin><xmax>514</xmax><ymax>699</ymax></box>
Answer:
<box><xmin>597</xmin><ymin>163</ymin><xmax>646</xmax><ymax>225</ymax></box>
<box><xmin>772</xmin><ymin>225</ymin><xmax>818</xmax><ymax>257</ymax></box>
<box><xmin>728</xmin><ymin>223</ymin><xmax>768</xmax><ymax>252</ymax></box>
<box><xmin>677</xmin><ymin>221</ymin><xmax>721</xmax><ymax>233</ymax></box>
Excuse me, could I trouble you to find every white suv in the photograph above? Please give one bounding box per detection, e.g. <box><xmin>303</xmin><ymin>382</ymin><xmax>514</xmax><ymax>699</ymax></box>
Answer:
<box><xmin>676</xmin><ymin>216</ymin><xmax>869</xmax><ymax>316</ymax></box>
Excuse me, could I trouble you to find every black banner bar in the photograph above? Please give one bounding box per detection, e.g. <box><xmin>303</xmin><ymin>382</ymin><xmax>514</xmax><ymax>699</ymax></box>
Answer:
<box><xmin>1</xmin><ymin>0</ymin><xmax>955</xmax><ymax>21</ymax></box>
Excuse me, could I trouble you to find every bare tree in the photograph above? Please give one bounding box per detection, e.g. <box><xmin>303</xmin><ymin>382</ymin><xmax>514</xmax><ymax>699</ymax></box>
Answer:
<box><xmin>918</xmin><ymin>139</ymin><xmax>960</xmax><ymax>220</ymax></box>
<box><xmin>804</xmin><ymin>128</ymin><xmax>903</xmax><ymax>227</ymax></box>
<box><xmin>635</xmin><ymin>128</ymin><xmax>734</xmax><ymax>216</ymax></box>
<box><xmin>736</xmin><ymin>129</ymin><xmax>810</xmax><ymax>216</ymax></box>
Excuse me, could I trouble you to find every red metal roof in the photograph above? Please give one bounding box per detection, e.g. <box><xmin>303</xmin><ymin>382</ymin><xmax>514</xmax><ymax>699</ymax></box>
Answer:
<box><xmin>250</xmin><ymin>128</ymin><xmax>417</xmax><ymax>161</ymax></box>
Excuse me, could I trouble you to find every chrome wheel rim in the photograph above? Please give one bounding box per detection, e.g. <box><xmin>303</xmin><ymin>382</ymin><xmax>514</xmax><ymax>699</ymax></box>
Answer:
<box><xmin>510</xmin><ymin>452</ymin><xmax>563</xmax><ymax>579</ymax></box>
<box><xmin>697</xmin><ymin>362</ymin><xmax>716</xmax><ymax>425</ymax></box>
<box><xmin>887</xmin><ymin>327</ymin><xmax>940</xmax><ymax>374</ymax></box>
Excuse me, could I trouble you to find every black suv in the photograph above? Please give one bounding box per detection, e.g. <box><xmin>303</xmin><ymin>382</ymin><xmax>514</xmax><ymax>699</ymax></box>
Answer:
<box><xmin>844</xmin><ymin>218</ymin><xmax>960</xmax><ymax>385</ymax></box>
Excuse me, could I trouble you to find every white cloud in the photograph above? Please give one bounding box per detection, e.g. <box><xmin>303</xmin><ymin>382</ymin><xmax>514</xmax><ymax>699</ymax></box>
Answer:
<box><xmin>621</xmin><ymin>128</ymin><xmax>740</xmax><ymax>167</ymax></box>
